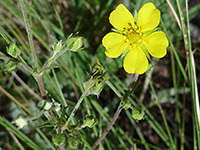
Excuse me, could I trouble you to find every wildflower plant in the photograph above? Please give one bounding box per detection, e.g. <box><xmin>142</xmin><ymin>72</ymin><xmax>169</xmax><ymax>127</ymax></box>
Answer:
<box><xmin>102</xmin><ymin>3</ymin><xmax>169</xmax><ymax>74</ymax></box>
<box><xmin>0</xmin><ymin>0</ymin><xmax>199</xmax><ymax>150</ymax></box>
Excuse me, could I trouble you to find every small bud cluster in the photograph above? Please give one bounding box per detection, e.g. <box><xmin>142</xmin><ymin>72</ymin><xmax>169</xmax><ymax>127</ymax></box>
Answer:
<box><xmin>83</xmin><ymin>59</ymin><xmax>108</xmax><ymax>96</ymax></box>
<box><xmin>122</xmin><ymin>98</ymin><xmax>144</xmax><ymax>122</ymax></box>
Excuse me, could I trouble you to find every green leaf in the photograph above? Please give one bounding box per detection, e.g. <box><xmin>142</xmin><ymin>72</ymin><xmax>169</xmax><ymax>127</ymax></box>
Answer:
<box><xmin>131</xmin><ymin>107</ymin><xmax>145</xmax><ymax>122</ymax></box>
<box><xmin>52</xmin><ymin>134</ymin><xmax>65</xmax><ymax>146</ymax></box>
<box><xmin>4</xmin><ymin>59</ymin><xmax>17</xmax><ymax>73</ymax></box>
<box><xmin>81</xmin><ymin>115</ymin><xmax>96</xmax><ymax>128</ymax></box>
<box><xmin>6</xmin><ymin>43</ymin><xmax>21</xmax><ymax>58</ymax></box>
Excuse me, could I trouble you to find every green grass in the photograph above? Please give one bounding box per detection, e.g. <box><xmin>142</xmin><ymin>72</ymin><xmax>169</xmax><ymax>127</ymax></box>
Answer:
<box><xmin>0</xmin><ymin>0</ymin><xmax>200</xmax><ymax>149</ymax></box>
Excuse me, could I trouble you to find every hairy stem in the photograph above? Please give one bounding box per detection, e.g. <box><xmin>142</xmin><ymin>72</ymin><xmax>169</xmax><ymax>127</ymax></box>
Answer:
<box><xmin>19</xmin><ymin>0</ymin><xmax>46</xmax><ymax>97</ymax></box>
<box><xmin>19</xmin><ymin>0</ymin><xmax>39</xmax><ymax>70</ymax></box>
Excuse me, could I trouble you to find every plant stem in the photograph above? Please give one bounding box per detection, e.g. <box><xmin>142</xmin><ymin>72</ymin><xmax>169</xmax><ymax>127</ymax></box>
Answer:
<box><xmin>106</xmin><ymin>80</ymin><xmax>122</xmax><ymax>98</ymax></box>
<box><xmin>19</xmin><ymin>0</ymin><xmax>47</xmax><ymax>98</ymax></box>
<box><xmin>19</xmin><ymin>0</ymin><xmax>39</xmax><ymax>71</ymax></box>
<box><xmin>92</xmin><ymin>101</ymin><xmax>123</xmax><ymax>149</ymax></box>
<box><xmin>92</xmin><ymin>74</ymin><xmax>139</xmax><ymax>149</ymax></box>
<box><xmin>41</xmin><ymin>48</ymin><xmax>68</xmax><ymax>73</ymax></box>
<box><xmin>36</xmin><ymin>76</ymin><xmax>46</xmax><ymax>97</ymax></box>
<box><xmin>61</xmin><ymin>90</ymin><xmax>88</xmax><ymax>132</ymax></box>
<box><xmin>12</xmin><ymin>72</ymin><xmax>42</xmax><ymax>101</ymax></box>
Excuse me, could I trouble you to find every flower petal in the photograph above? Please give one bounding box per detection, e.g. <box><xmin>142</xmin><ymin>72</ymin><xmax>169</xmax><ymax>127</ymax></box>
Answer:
<box><xmin>102</xmin><ymin>32</ymin><xmax>128</xmax><ymax>58</ymax></box>
<box><xmin>109</xmin><ymin>4</ymin><xmax>134</xmax><ymax>30</ymax></box>
<box><xmin>123</xmin><ymin>45</ymin><xmax>148</xmax><ymax>74</ymax></box>
<box><xmin>138</xmin><ymin>3</ymin><xmax>160</xmax><ymax>32</ymax></box>
<box><xmin>143</xmin><ymin>31</ymin><xmax>168</xmax><ymax>58</ymax></box>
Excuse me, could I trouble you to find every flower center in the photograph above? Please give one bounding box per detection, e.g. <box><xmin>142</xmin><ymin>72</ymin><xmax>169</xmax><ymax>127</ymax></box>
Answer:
<box><xmin>124</xmin><ymin>23</ymin><xmax>141</xmax><ymax>46</ymax></box>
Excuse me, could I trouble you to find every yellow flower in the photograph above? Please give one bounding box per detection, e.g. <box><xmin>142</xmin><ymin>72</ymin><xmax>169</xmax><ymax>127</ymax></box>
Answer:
<box><xmin>102</xmin><ymin>3</ymin><xmax>169</xmax><ymax>74</ymax></box>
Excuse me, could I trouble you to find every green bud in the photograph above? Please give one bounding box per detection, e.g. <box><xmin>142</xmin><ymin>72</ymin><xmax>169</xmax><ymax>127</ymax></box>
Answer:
<box><xmin>68</xmin><ymin>135</ymin><xmax>80</xmax><ymax>149</ymax></box>
<box><xmin>52</xmin><ymin>134</ymin><xmax>65</xmax><ymax>146</ymax></box>
<box><xmin>37</xmin><ymin>100</ymin><xmax>46</xmax><ymax>108</ymax></box>
<box><xmin>6</xmin><ymin>43</ymin><xmax>21</xmax><ymax>58</ymax></box>
<box><xmin>4</xmin><ymin>59</ymin><xmax>17</xmax><ymax>73</ymax></box>
<box><xmin>38</xmin><ymin>100</ymin><xmax>52</xmax><ymax>110</ymax></box>
<box><xmin>81</xmin><ymin>115</ymin><xmax>96</xmax><ymax>128</ymax></box>
<box><xmin>44</xmin><ymin>101</ymin><xmax>53</xmax><ymax>110</ymax></box>
<box><xmin>91</xmin><ymin>59</ymin><xmax>107</xmax><ymax>76</ymax></box>
<box><xmin>67</xmin><ymin>35</ymin><xmax>85</xmax><ymax>52</ymax></box>
<box><xmin>14</xmin><ymin>115</ymin><xmax>28</xmax><ymax>129</ymax></box>
<box><xmin>83</xmin><ymin>59</ymin><xmax>108</xmax><ymax>96</ymax></box>
<box><xmin>131</xmin><ymin>107</ymin><xmax>145</xmax><ymax>122</ymax></box>
<box><xmin>53</xmin><ymin>40</ymin><xmax>63</xmax><ymax>53</ymax></box>
<box><xmin>83</xmin><ymin>76</ymin><xmax>108</xmax><ymax>96</ymax></box>
<box><xmin>122</xmin><ymin>100</ymin><xmax>132</xmax><ymax>110</ymax></box>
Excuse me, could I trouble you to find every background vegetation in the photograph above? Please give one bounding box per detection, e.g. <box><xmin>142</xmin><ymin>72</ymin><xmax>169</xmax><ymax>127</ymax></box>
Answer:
<box><xmin>0</xmin><ymin>0</ymin><xmax>200</xmax><ymax>149</ymax></box>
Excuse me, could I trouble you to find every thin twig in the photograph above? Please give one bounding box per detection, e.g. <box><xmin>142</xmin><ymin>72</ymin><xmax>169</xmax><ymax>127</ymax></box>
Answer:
<box><xmin>12</xmin><ymin>72</ymin><xmax>42</xmax><ymax>101</ymax></box>
<box><xmin>92</xmin><ymin>74</ymin><xmax>139</xmax><ymax>149</ymax></box>
<box><xmin>92</xmin><ymin>101</ymin><xmax>123</xmax><ymax>149</ymax></box>
<box><xmin>19</xmin><ymin>62</ymin><xmax>34</xmax><ymax>73</ymax></box>
<box><xmin>41</xmin><ymin>48</ymin><xmax>68</xmax><ymax>73</ymax></box>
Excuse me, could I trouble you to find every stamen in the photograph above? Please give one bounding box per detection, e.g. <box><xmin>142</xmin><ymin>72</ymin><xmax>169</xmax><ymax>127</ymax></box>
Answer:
<box><xmin>123</xmin><ymin>23</ymin><xmax>141</xmax><ymax>46</ymax></box>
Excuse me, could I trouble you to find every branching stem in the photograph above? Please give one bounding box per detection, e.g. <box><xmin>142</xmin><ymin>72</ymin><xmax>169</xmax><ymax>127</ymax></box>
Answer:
<box><xmin>92</xmin><ymin>74</ymin><xmax>139</xmax><ymax>149</ymax></box>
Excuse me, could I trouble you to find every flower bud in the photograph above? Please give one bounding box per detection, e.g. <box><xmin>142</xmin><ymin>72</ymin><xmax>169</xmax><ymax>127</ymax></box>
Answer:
<box><xmin>81</xmin><ymin>115</ymin><xmax>96</xmax><ymax>128</ymax></box>
<box><xmin>68</xmin><ymin>134</ymin><xmax>80</xmax><ymax>149</ymax></box>
<box><xmin>4</xmin><ymin>59</ymin><xmax>17</xmax><ymax>73</ymax></box>
<box><xmin>38</xmin><ymin>100</ymin><xmax>53</xmax><ymax>110</ymax></box>
<box><xmin>52</xmin><ymin>134</ymin><xmax>65</xmax><ymax>146</ymax></box>
<box><xmin>53</xmin><ymin>40</ymin><xmax>63</xmax><ymax>53</ymax></box>
<box><xmin>14</xmin><ymin>115</ymin><xmax>28</xmax><ymax>129</ymax></box>
<box><xmin>44</xmin><ymin>101</ymin><xmax>53</xmax><ymax>110</ymax></box>
<box><xmin>90</xmin><ymin>59</ymin><xmax>107</xmax><ymax>76</ymax></box>
<box><xmin>67</xmin><ymin>34</ymin><xmax>85</xmax><ymax>52</ymax></box>
<box><xmin>83</xmin><ymin>76</ymin><xmax>107</xmax><ymax>96</ymax></box>
<box><xmin>83</xmin><ymin>59</ymin><xmax>108</xmax><ymax>96</ymax></box>
<box><xmin>6</xmin><ymin>43</ymin><xmax>21</xmax><ymax>58</ymax></box>
<box><xmin>131</xmin><ymin>107</ymin><xmax>145</xmax><ymax>122</ymax></box>
<box><xmin>122</xmin><ymin>100</ymin><xmax>132</xmax><ymax>110</ymax></box>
